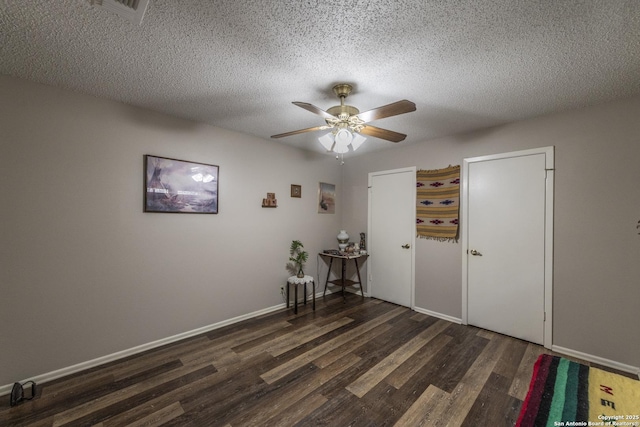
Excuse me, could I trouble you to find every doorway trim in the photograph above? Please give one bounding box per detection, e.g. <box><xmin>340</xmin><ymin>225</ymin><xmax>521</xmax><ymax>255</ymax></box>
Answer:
<box><xmin>367</xmin><ymin>166</ymin><xmax>416</xmax><ymax>309</ymax></box>
<box><xmin>461</xmin><ymin>147</ymin><xmax>554</xmax><ymax>348</ymax></box>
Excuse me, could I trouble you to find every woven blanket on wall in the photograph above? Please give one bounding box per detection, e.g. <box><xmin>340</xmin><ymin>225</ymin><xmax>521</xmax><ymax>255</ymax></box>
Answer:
<box><xmin>416</xmin><ymin>165</ymin><xmax>460</xmax><ymax>242</ymax></box>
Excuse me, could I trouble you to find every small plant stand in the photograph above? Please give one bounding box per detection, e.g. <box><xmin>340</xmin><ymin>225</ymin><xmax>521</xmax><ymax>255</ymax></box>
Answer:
<box><xmin>286</xmin><ymin>275</ymin><xmax>315</xmax><ymax>314</ymax></box>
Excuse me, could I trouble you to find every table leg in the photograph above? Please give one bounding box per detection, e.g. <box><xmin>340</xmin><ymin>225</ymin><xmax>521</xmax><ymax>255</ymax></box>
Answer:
<box><xmin>323</xmin><ymin>257</ymin><xmax>333</xmax><ymax>297</ymax></box>
<box><xmin>341</xmin><ymin>258</ymin><xmax>347</xmax><ymax>303</ymax></box>
<box><xmin>312</xmin><ymin>280</ymin><xmax>315</xmax><ymax>310</ymax></box>
<box><xmin>354</xmin><ymin>258</ymin><xmax>364</xmax><ymax>299</ymax></box>
<box><xmin>286</xmin><ymin>281</ymin><xmax>290</xmax><ymax>308</ymax></box>
<box><xmin>294</xmin><ymin>283</ymin><xmax>298</xmax><ymax>314</ymax></box>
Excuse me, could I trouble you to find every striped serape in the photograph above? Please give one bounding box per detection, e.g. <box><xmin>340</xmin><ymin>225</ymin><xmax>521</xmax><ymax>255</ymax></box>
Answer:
<box><xmin>416</xmin><ymin>165</ymin><xmax>460</xmax><ymax>241</ymax></box>
<box><xmin>516</xmin><ymin>354</ymin><xmax>640</xmax><ymax>426</ymax></box>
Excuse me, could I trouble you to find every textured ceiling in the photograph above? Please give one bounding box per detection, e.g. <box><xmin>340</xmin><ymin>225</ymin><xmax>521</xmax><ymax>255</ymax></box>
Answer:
<box><xmin>2</xmin><ymin>1</ymin><xmax>640</xmax><ymax>157</ymax></box>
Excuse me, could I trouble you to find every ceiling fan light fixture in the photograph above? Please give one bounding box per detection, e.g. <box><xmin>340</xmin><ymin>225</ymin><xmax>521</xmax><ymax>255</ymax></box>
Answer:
<box><xmin>318</xmin><ymin>132</ymin><xmax>335</xmax><ymax>151</ymax></box>
<box><xmin>333</xmin><ymin>139</ymin><xmax>350</xmax><ymax>154</ymax></box>
<box><xmin>334</xmin><ymin>128</ymin><xmax>352</xmax><ymax>145</ymax></box>
<box><xmin>318</xmin><ymin>128</ymin><xmax>367</xmax><ymax>153</ymax></box>
<box><xmin>332</xmin><ymin>128</ymin><xmax>352</xmax><ymax>154</ymax></box>
<box><xmin>351</xmin><ymin>133</ymin><xmax>366</xmax><ymax>151</ymax></box>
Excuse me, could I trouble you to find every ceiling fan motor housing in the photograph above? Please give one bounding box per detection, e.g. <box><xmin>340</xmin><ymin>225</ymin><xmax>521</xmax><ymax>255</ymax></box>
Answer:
<box><xmin>326</xmin><ymin>104</ymin><xmax>360</xmax><ymax>118</ymax></box>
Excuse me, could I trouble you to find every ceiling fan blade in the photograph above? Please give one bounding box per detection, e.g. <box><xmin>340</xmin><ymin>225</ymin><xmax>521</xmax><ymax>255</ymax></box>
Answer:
<box><xmin>292</xmin><ymin>102</ymin><xmax>337</xmax><ymax>120</ymax></box>
<box><xmin>359</xmin><ymin>125</ymin><xmax>407</xmax><ymax>143</ymax></box>
<box><xmin>271</xmin><ymin>125</ymin><xmax>328</xmax><ymax>139</ymax></box>
<box><xmin>355</xmin><ymin>100</ymin><xmax>416</xmax><ymax>123</ymax></box>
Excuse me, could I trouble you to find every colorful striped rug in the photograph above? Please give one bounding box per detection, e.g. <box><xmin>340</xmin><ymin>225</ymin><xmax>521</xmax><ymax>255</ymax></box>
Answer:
<box><xmin>516</xmin><ymin>354</ymin><xmax>640</xmax><ymax>426</ymax></box>
<box><xmin>416</xmin><ymin>165</ymin><xmax>460</xmax><ymax>241</ymax></box>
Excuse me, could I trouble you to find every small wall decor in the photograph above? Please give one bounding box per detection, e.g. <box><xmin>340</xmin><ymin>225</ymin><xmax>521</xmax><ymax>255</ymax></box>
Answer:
<box><xmin>318</xmin><ymin>182</ymin><xmax>335</xmax><ymax>214</ymax></box>
<box><xmin>290</xmin><ymin>184</ymin><xmax>301</xmax><ymax>198</ymax></box>
<box><xmin>262</xmin><ymin>192</ymin><xmax>277</xmax><ymax>207</ymax></box>
<box><xmin>359</xmin><ymin>232</ymin><xmax>366</xmax><ymax>251</ymax></box>
<box><xmin>144</xmin><ymin>155</ymin><xmax>219</xmax><ymax>214</ymax></box>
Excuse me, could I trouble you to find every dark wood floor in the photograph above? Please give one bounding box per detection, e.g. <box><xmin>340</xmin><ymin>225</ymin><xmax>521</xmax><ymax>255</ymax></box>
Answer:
<box><xmin>2</xmin><ymin>294</ymin><xmax>635</xmax><ymax>426</ymax></box>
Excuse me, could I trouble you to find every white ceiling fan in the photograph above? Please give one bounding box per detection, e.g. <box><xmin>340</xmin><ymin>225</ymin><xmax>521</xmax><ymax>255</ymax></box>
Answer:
<box><xmin>271</xmin><ymin>83</ymin><xmax>416</xmax><ymax>153</ymax></box>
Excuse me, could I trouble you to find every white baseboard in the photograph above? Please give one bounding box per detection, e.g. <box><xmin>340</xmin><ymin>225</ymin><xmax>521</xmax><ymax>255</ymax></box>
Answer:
<box><xmin>552</xmin><ymin>345</ymin><xmax>640</xmax><ymax>378</ymax></box>
<box><xmin>413</xmin><ymin>306</ymin><xmax>462</xmax><ymax>324</ymax></box>
<box><xmin>0</xmin><ymin>302</ymin><xmax>287</xmax><ymax>397</ymax></box>
<box><xmin>408</xmin><ymin>311</ymin><xmax>639</xmax><ymax>378</ymax></box>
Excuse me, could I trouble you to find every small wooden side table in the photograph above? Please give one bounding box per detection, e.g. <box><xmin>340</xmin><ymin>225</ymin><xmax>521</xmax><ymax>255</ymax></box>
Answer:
<box><xmin>286</xmin><ymin>275</ymin><xmax>315</xmax><ymax>314</ymax></box>
<box><xmin>319</xmin><ymin>252</ymin><xmax>368</xmax><ymax>302</ymax></box>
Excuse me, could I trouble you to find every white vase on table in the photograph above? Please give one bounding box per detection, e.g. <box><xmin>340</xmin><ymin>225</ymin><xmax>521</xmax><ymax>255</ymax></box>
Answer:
<box><xmin>337</xmin><ymin>229</ymin><xmax>349</xmax><ymax>250</ymax></box>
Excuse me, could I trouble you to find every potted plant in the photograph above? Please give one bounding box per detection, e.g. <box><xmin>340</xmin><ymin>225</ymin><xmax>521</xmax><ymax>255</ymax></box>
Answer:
<box><xmin>288</xmin><ymin>240</ymin><xmax>309</xmax><ymax>278</ymax></box>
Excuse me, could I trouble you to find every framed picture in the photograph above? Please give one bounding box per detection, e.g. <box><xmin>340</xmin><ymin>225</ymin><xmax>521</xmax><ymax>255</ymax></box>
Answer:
<box><xmin>144</xmin><ymin>155</ymin><xmax>219</xmax><ymax>214</ymax></box>
<box><xmin>291</xmin><ymin>184</ymin><xmax>301</xmax><ymax>198</ymax></box>
<box><xmin>318</xmin><ymin>182</ymin><xmax>335</xmax><ymax>214</ymax></box>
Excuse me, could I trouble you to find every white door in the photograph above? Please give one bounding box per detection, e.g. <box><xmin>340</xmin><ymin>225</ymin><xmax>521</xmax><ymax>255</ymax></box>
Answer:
<box><xmin>368</xmin><ymin>167</ymin><xmax>415</xmax><ymax>307</ymax></box>
<box><xmin>462</xmin><ymin>147</ymin><xmax>554</xmax><ymax>346</ymax></box>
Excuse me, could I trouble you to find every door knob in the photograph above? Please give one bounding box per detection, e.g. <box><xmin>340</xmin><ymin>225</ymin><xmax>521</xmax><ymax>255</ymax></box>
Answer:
<box><xmin>402</xmin><ymin>244</ymin><xmax>410</xmax><ymax>249</ymax></box>
<box><xmin>469</xmin><ymin>249</ymin><xmax>482</xmax><ymax>256</ymax></box>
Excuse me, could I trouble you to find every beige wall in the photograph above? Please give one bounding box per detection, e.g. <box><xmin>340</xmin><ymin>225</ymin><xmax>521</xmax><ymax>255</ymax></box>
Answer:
<box><xmin>0</xmin><ymin>75</ymin><xmax>343</xmax><ymax>388</ymax></box>
<box><xmin>343</xmin><ymin>95</ymin><xmax>640</xmax><ymax>369</ymax></box>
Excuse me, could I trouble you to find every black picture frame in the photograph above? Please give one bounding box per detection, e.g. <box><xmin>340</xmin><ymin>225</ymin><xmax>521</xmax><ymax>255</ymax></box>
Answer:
<box><xmin>144</xmin><ymin>155</ymin><xmax>219</xmax><ymax>214</ymax></box>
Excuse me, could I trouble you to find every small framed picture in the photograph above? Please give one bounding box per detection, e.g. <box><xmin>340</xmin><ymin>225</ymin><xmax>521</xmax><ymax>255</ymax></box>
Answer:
<box><xmin>291</xmin><ymin>184</ymin><xmax>301</xmax><ymax>198</ymax></box>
